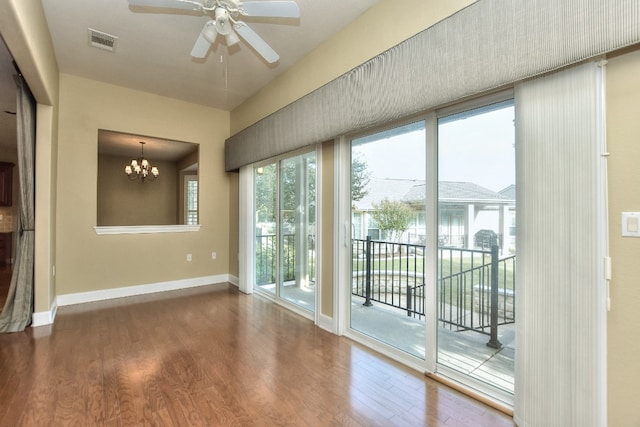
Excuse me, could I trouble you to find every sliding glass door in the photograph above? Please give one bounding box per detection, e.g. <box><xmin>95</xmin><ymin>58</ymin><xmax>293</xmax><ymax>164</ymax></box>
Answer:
<box><xmin>437</xmin><ymin>100</ymin><xmax>516</xmax><ymax>395</ymax></box>
<box><xmin>341</xmin><ymin>96</ymin><xmax>516</xmax><ymax>402</ymax></box>
<box><xmin>349</xmin><ymin>121</ymin><xmax>427</xmax><ymax>359</ymax></box>
<box><xmin>254</xmin><ymin>151</ymin><xmax>316</xmax><ymax>313</ymax></box>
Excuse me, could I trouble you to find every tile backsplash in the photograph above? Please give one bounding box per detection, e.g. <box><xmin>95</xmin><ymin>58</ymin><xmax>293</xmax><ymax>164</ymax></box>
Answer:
<box><xmin>0</xmin><ymin>207</ymin><xmax>15</xmax><ymax>233</ymax></box>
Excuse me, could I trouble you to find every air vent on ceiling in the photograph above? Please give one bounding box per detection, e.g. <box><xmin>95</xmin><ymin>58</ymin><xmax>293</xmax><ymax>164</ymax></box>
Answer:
<box><xmin>88</xmin><ymin>28</ymin><xmax>118</xmax><ymax>52</ymax></box>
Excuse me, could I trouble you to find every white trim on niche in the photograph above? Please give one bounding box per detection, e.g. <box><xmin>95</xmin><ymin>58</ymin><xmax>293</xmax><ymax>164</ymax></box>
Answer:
<box><xmin>94</xmin><ymin>224</ymin><xmax>201</xmax><ymax>235</ymax></box>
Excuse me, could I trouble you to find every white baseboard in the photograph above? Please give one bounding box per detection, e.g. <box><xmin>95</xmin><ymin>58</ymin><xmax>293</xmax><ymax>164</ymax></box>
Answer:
<box><xmin>32</xmin><ymin>299</ymin><xmax>58</xmax><ymax>327</ymax></box>
<box><xmin>317</xmin><ymin>313</ymin><xmax>336</xmax><ymax>333</ymax></box>
<box><xmin>56</xmin><ymin>274</ymin><xmax>234</xmax><ymax>307</ymax></box>
<box><xmin>31</xmin><ymin>274</ymin><xmax>234</xmax><ymax>327</ymax></box>
<box><xmin>227</xmin><ymin>274</ymin><xmax>239</xmax><ymax>288</ymax></box>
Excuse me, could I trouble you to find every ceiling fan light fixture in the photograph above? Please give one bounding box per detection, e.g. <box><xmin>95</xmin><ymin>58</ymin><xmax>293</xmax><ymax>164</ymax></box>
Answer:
<box><xmin>129</xmin><ymin>0</ymin><xmax>298</xmax><ymax>63</ymax></box>
<box><xmin>214</xmin><ymin>8</ymin><xmax>232</xmax><ymax>36</ymax></box>
<box><xmin>225</xmin><ymin>30</ymin><xmax>240</xmax><ymax>46</ymax></box>
<box><xmin>202</xmin><ymin>21</ymin><xmax>218</xmax><ymax>43</ymax></box>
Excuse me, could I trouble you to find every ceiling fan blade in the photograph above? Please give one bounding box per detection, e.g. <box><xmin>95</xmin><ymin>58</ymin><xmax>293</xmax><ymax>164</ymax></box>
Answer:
<box><xmin>191</xmin><ymin>21</ymin><xmax>215</xmax><ymax>58</ymax></box>
<box><xmin>234</xmin><ymin>23</ymin><xmax>279</xmax><ymax>63</ymax></box>
<box><xmin>240</xmin><ymin>1</ymin><xmax>300</xmax><ymax>18</ymax></box>
<box><xmin>128</xmin><ymin>0</ymin><xmax>202</xmax><ymax>11</ymax></box>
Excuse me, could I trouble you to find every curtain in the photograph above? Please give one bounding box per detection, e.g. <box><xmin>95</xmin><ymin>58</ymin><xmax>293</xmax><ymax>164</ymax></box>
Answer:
<box><xmin>513</xmin><ymin>61</ymin><xmax>608</xmax><ymax>426</ymax></box>
<box><xmin>0</xmin><ymin>75</ymin><xmax>36</xmax><ymax>333</ymax></box>
<box><xmin>225</xmin><ymin>0</ymin><xmax>640</xmax><ymax>171</ymax></box>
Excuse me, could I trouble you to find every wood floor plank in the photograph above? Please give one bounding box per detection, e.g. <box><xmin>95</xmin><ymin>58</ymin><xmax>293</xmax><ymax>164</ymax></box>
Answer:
<box><xmin>0</xmin><ymin>283</ymin><xmax>514</xmax><ymax>426</ymax></box>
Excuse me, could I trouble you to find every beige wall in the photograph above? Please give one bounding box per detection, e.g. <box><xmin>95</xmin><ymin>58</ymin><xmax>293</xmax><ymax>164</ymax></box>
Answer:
<box><xmin>56</xmin><ymin>74</ymin><xmax>230</xmax><ymax>295</ymax></box>
<box><xmin>606</xmin><ymin>47</ymin><xmax>640</xmax><ymax>427</ymax></box>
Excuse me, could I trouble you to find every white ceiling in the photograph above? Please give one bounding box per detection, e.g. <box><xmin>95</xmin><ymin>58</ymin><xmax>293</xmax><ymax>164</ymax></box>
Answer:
<box><xmin>41</xmin><ymin>0</ymin><xmax>382</xmax><ymax>111</ymax></box>
<box><xmin>0</xmin><ymin>0</ymin><xmax>383</xmax><ymax>152</ymax></box>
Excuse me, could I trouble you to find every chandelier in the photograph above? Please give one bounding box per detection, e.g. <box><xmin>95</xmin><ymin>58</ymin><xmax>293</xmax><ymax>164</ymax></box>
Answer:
<box><xmin>124</xmin><ymin>141</ymin><xmax>159</xmax><ymax>182</ymax></box>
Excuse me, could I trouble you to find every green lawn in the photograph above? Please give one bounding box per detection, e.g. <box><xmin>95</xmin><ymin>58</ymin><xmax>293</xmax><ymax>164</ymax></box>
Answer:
<box><xmin>352</xmin><ymin>254</ymin><xmax>514</xmax><ymax>288</ymax></box>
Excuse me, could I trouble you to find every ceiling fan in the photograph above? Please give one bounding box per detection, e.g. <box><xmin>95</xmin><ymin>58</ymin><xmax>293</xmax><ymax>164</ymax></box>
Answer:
<box><xmin>128</xmin><ymin>0</ymin><xmax>300</xmax><ymax>63</ymax></box>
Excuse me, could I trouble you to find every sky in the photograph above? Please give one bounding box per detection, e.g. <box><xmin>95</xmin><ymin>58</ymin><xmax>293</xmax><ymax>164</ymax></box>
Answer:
<box><xmin>352</xmin><ymin>105</ymin><xmax>515</xmax><ymax>193</ymax></box>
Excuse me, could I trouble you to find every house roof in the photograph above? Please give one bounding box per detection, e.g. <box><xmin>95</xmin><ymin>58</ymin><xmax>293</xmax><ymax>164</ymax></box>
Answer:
<box><xmin>436</xmin><ymin>181</ymin><xmax>512</xmax><ymax>204</ymax></box>
<box><xmin>354</xmin><ymin>178</ymin><xmax>513</xmax><ymax>211</ymax></box>
<box><xmin>354</xmin><ymin>178</ymin><xmax>422</xmax><ymax>211</ymax></box>
<box><xmin>499</xmin><ymin>184</ymin><xmax>516</xmax><ymax>200</ymax></box>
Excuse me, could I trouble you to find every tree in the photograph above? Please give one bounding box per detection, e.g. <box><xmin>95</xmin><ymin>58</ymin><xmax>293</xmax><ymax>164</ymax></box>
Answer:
<box><xmin>351</xmin><ymin>154</ymin><xmax>370</xmax><ymax>202</ymax></box>
<box><xmin>254</xmin><ymin>155</ymin><xmax>317</xmax><ymax>228</ymax></box>
<box><xmin>370</xmin><ymin>199</ymin><xmax>412</xmax><ymax>242</ymax></box>
<box><xmin>254</xmin><ymin>163</ymin><xmax>277</xmax><ymax>225</ymax></box>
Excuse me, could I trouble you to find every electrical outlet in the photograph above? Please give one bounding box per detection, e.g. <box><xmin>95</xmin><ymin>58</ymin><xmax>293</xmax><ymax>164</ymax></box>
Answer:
<box><xmin>186</xmin><ymin>253</ymin><xmax>192</xmax><ymax>262</ymax></box>
<box><xmin>211</xmin><ymin>252</ymin><xmax>217</xmax><ymax>260</ymax></box>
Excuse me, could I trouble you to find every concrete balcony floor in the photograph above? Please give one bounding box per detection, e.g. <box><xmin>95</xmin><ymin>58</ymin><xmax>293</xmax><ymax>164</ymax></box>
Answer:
<box><xmin>257</xmin><ymin>283</ymin><xmax>514</xmax><ymax>395</ymax></box>
<box><xmin>351</xmin><ymin>296</ymin><xmax>515</xmax><ymax>394</ymax></box>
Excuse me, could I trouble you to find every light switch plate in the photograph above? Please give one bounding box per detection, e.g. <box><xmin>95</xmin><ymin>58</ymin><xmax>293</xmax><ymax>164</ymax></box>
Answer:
<box><xmin>621</xmin><ymin>212</ymin><xmax>640</xmax><ymax>237</ymax></box>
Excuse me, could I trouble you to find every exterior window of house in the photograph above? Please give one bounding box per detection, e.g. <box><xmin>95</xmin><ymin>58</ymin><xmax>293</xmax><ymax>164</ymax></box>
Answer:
<box><xmin>352</xmin><ymin>212</ymin><xmax>363</xmax><ymax>239</ymax></box>
<box><xmin>366</xmin><ymin>216</ymin><xmax>380</xmax><ymax>240</ymax></box>
<box><xmin>185</xmin><ymin>175</ymin><xmax>198</xmax><ymax>225</ymax></box>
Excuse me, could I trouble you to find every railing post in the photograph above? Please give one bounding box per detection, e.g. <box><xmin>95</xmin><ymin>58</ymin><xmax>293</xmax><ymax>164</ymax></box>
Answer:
<box><xmin>406</xmin><ymin>285</ymin><xmax>412</xmax><ymax>317</ymax></box>
<box><xmin>363</xmin><ymin>236</ymin><xmax>373</xmax><ymax>307</ymax></box>
<box><xmin>487</xmin><ymin>243</ymin><xmax>502</xmax><ymax>349</ymax></box>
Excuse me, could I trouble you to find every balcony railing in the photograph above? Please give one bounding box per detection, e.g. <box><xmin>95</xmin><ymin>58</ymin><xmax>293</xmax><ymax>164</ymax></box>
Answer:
<box><xmin>255</xmin><ymin>234</ymin><xmax>515</xmax><ymax>346</ymax></box>
<box><xmin>439</xmin><ymin>245</ymin><xmax>515</xmax><ymax>347</ymax></box>
<box><xmin>255</xmin><ymin>234</ymin><xmax>316</xmax><ymax>286</ymax></box>
<box><xmin>351</xmin><ymin>237</ymin><xmax>426</xmax><ymax>318</ymax></box>
<box><xmin>352</xmin><ymin>237</ymin><xmax>515</xmax><ymax>347</ymax></box>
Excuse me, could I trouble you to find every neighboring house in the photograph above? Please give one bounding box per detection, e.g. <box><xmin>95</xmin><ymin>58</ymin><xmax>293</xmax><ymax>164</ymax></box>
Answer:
<box><xmin>352</xmin><ymin>178</ymin><xmax>422</xmax><ymax>241</ymax></box>
<box><xmin>352</xmin><ymin>178</ymin><xmax>516</xmax><ymax>253</ymax></box>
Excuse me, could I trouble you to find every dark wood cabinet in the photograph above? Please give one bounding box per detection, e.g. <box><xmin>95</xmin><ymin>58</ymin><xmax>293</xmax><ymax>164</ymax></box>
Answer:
<box><xmin>0</xmin><ymin>232</ymin><xmax>12</xmax><ymax>266</ymax></box>
<box><xmin>0</xmin><ymin>162</ymin><xmax>13</xmax><ymax>206</ymax></box>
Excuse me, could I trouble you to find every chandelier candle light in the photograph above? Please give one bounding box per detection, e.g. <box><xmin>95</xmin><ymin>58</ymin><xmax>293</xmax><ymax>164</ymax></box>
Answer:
<box><xmin>125</xmin><ymin>141</ymin><xmax>159</xmax><ymax>183</ymax></box>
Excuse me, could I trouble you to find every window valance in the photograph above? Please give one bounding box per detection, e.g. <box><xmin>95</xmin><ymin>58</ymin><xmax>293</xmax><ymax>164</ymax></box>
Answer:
<box><xmin>225</xmin><ymin>0</ymin><xmax>640</xmax><ymax>171</ymax></box>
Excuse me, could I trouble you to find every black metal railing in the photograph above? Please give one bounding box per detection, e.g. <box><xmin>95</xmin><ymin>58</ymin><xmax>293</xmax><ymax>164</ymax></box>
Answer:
<box><xmin>255</xmin><ymin>234</ymin><xmax>316</xmax><ymax>286</ymax></box>
<box><xmin>352</xmin><ymin>236</ymin><xmax>426</xmax><ymax>318</ymax></box>
<box><xmin>439</xmin><ymin>245</ymin><xmax>515</xmax><ymax>346</ymax></box>
<box><xmin>255</xmin><ymin>233</ymin><xmax>515</xmax><ymax>345</ymax></box>
<box><xmin>352</xmin><ymin>237</ymin><xmax>516</xmax><ymax>345</ymax></box>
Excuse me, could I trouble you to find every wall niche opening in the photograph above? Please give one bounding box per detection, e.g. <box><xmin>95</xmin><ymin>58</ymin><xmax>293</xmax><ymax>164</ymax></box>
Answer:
<box><xmin>97</xmin><ymin>130</ymin><xmax>199</xmax><ymax>227</ymax></box>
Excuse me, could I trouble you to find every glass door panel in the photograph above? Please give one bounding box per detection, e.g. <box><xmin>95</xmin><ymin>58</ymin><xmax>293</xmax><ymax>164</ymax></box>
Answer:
<box><xmin>278</xmin><ymin>152</ymin><xmax>316</xmax><ymax>311</ymax></box>
<box><xmin>350</xmin><ymin>121</ymin><xmax>426</xmax><ymax>359</ymax></box>
<box><xmin>254</xmin><ymin>163</ymin><xmax>277</xmax><ymax>295</ymax></box>
<box><xmin>437</xmin><ymin>100</ymin><xmax>516</xmax><ymax>394</ymax></box>
<box><xmin>253</xmin><ymin>152</ymin><xmax>316</xmax><ymax>313</ymax></box>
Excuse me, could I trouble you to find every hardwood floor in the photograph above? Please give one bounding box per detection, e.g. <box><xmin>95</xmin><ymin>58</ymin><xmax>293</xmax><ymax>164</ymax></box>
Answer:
<box><xmin>0</xmin><ymin>283</ymin><xmax>515</xmax><ymax>426</ymax></box>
